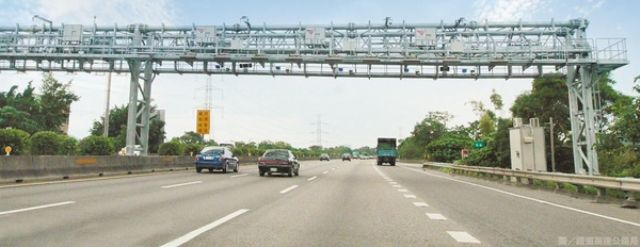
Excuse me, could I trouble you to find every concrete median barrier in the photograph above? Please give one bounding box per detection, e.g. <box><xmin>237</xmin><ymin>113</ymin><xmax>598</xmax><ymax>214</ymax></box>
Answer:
<box><xmin>0</xmin><ymin>155</ymin><xmax>194</xmax><ymax>183</ymax></box>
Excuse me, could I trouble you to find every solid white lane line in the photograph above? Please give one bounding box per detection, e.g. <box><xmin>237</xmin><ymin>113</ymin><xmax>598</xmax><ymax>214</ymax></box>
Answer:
<box><xmin>160</xmin><ymin>209</ymin><xmax>249</xmax><ymax>247</ymax></box>
<box><xmin>413</xmin><ymin>202</ymin><xmax>429</xmax><ymax>207</ymax></box>
<box><xmin>280</xmin><ymin>185</ymin><xmax>299</xmax><ymax>194</ymax></box>
<box><xmin>400</xmin><ymin>166</ymin><xmax>640</xmax><ymax>228</ymax></box>
<box><xmin>426</xmin><ymin>213</ymin><xmax>447</xmax><ymax>220</ymax></box>
<box><xmin>323</xmin><ymin>171</ymin><xmax>329</xmax><ymax>174</ymax></box>
<box><xmin>404</xmin><ymin>194</ymin><xmax>416</xmax><ymax>199</ymax></box>
<box><xmin>230</xmin><ymin>174</ymin><xmax>248</xmax><ymax>178</ymax></box>
<box><xmin>0</xmin><ymin>201</ymin><xmax>76</xmax><ymax>216</ymax></box>
<box><xmin>307</xmin><ymin>176</ymin><xmax>318</xmax><ymax>181</ymax></box>
<box><xmin>447</xmin><ymin>231</ymin><xmax>480</xmax><ymax>244</ymax></box>
<box><xmin>161</xmin><ymin>181</ymin><xmax>202</xmax><ymax>189</ymax></box>
<box><xmin>398</xmin><ymin>189</ymin><xmax>408</xmax><ymax>192</ymax></box>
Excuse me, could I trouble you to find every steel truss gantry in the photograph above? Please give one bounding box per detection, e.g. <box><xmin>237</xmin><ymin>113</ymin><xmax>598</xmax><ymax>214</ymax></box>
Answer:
<box><xmin>0</xmin><ymin>18</ymin><xmax>627</xmax><ymax>174</ymax></box>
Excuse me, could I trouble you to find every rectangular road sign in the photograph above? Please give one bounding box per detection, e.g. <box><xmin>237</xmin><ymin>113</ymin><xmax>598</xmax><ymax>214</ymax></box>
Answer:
<box><xmin>196</xmin><ymin>109</ymin><xmax>210</xmax><ymax>135</ymax></box>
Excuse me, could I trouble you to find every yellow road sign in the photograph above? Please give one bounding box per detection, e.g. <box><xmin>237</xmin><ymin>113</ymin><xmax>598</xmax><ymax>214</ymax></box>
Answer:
<box><xmin>196</xmin><ymin>109</ymin><xmax>211</xmax><ymax>135</ymax></box>
<box><xmin>4</xmin><ymin>146</ymin><xmax>12</xmax><ymax>155</ymax></box>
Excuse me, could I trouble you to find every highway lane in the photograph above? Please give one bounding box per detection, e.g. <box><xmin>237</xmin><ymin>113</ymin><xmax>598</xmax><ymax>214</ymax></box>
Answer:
<box><xmin>0</xmin><ymin>160</ymin><xmax>333</xmax><ymax>246</ymax></box>
<box><xmin>384</xmin><ymin>163</ymin><xmax>640</xmax><ymax>246</ymax></box>
<box><xmin>0</xmin><ymin>159</ymin><xmax>638</xmax><ymax>246</ymax></box>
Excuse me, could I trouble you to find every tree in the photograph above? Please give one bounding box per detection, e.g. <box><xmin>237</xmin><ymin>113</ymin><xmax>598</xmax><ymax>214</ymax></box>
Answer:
<box><xmin>489</xmin><ymin>89</ymin><xmax>504</xmax><ymax>111</ymax></box>
<box><xmin>178</xmin><ymin>131</ymin><xmax>205</xmax><ymax>145</ymax></box>
<box><xmin>90</xmin><ymin>105</ymin><xmax>165</xmax><ymax>153</ymax></box>
<box><xmin>398</xmin><ymin>136</ymin><xmax>425</xmax><ymax>159</ymax></box>
<box><xmin>29</xmin><ymin>131</ymin><xmax>63</xmax><ymax>155</ymax></box>
<box><xmin>158</xmin><ymin>141</ymin><xmax>184</xmax><ymax>155</ymax></box>
<box><xmin>0</xmin><ymin>83</ymin><xmax>42</xmax><ymax>133</ymax></box>
<box><xmin>37</xmin><ymin>73</ymin><xmax>80</xmax><ymax>132</ymax></box>
<box><xmin>478</xmin><ymin>111</ymin><xmax>495</xmax><ymax>137</ymax></box>
<box><xmin>59</xmin><ymin>135</ymin><xmax>78</xmax><ymax>155</ymax></box>
<box><xmin>79</xmin><ymin>136</ymin><xmax>115</xmax><ymax>155</ymax></box>
<box><xmin>426</xmin><ymin>133</ymin><xmax>473</xmax><ymax>162</ymax></box>
<box><xmin>0</xmin><ymin>106</ymin><xmax>41</xmax><ymax>133</ymax></box>
<box><xmin>0</xmin><ymin>128</ymin><xmax>30</xmax><ymax>155</ymax></box>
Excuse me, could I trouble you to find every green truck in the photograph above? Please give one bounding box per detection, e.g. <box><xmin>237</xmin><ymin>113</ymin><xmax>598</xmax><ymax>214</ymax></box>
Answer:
<box><xmin>376</xmin><ymin>138</ymin><xmax>397</xmax><ymax>166</ymax></box>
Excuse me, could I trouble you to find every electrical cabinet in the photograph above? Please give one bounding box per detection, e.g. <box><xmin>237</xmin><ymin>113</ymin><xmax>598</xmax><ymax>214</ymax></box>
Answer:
<box><xmin>510</xmin><ymin>118</ymin><xmax>547</xmax><ymax>172</ymax></box>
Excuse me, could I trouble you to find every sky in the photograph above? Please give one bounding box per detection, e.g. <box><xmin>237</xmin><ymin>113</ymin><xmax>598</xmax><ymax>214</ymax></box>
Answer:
<box><xmin>0</xmin><ymin>0</ymin><xmax>638</xmax><ymax>148</ymax></box>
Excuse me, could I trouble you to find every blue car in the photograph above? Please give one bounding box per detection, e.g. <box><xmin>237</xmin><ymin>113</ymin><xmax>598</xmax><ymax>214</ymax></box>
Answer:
<box><xmin>195</xmin><ymin>146</ymin><xmax>239</xmax><ymax>173</ymax></box>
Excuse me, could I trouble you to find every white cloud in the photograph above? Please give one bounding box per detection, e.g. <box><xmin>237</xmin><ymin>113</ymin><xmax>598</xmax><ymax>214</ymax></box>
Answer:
<box><xmin>572</xmin><ymin>0</ymin><xmax>606</xmax><ymax>18</ymax></box>
<box><xmin>474</xmin><ymin>0</ymin><xmax>548</xmax><ymax>22</ymax></box>
<box><xmin>0</xmin><ymin>0</ymin><xmax>176</xmax><ymax>25</ymax></box>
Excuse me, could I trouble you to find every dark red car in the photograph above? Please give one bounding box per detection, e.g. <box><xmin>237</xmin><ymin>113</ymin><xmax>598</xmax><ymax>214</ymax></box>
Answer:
<box><xmin>258</xmin><ymin>149</ymin><xmax>300</xmax><ymax>177</ymax></box>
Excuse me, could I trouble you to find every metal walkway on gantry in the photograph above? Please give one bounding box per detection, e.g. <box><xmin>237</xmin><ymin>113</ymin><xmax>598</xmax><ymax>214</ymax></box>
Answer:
<box><xmin>0</xmin><ymin>17</ymin><xmax>628</xmax><ymax>175</ymax></box>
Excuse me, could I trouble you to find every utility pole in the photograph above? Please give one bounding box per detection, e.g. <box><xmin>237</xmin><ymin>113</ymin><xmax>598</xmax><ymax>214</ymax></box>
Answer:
<box><xmin>102</xmin><ymin>71</ymin><xmax>112</xmax><ymax>137</ymax></box>
<box><xmin>550</xmin><ymin>117</ymin><xmax>556</xmax><ymax>172</ymax></box>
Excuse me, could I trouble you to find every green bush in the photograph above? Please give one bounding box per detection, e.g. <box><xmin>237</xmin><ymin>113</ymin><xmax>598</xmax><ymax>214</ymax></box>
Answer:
<box><xmin>183</xmin><ymin>143</ymin><xmax>203</xmax><ymax>156</ymax></box>
<box><xmin>59</xmin><ymin>136</ymin><xmax>78</xmax><ymax>155</ymax></box>
<box><xmin>29</xmin><ymin>131</ymin><xmax>63</xmax><ymax>155</ymax></box>
<box><xmin>158</xmin><ymin>141</ymin><xmax>184</xmax><ymax>156</ymax></box>
<box><xmin>79</xmin><ymin>135</ymin><xmax>115</xmax><ymax>155</ymax></box>
<box><xmin>0</xmin><ymin>128</ymin><xmax>31</xmax><ymax>155</ymax></box>
<box><xmin>560</xmin><ymin>182</ymin><xmax>579</xmax><ymax>194</ymax></box>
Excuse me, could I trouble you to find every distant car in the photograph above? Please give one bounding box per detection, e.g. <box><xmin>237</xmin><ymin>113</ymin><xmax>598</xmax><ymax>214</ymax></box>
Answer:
<box><xmin>195</xmin><ymin>146</ymin><xmax>239</xmax><ymax>173</ymax></box>
<box><xmin>341</xmin><ymin>153</ymin><xmax>352</xmax><ymax>161</ymax></box>
<box><xmin>320</xmin><ymin>153</ymin><xmax>330</xmax><ymax>161</ymax></box>
<box><xmin>258</xmin><ymin>149</ymin><xmax>300</xmax><ymax>177</ymax></box>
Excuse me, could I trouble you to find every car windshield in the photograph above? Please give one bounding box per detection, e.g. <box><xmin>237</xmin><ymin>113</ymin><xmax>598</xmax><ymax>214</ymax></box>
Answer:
<box><xmin>263</xmin><ymin>150</ymin><xmax>289</xmax><ymax>159</ymax></box>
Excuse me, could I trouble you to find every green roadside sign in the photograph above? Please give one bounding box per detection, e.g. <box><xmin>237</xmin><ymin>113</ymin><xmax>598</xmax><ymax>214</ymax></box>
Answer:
<box><xmin>473</xmin><ymin>140</ymin><xmax>486</xmax><ymax>149</ymax></box>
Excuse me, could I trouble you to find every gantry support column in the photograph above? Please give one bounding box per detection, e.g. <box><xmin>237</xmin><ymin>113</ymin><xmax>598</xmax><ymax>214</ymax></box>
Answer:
<box><xmin>566</xmin><ymin>65</ymin><xmax>600</xmax><ymax>175</ymax></box>
<box><xmin>125</xmin><ymin>24</ymin><xmax>155</xmax><ymax>156</ymax></box>
<box><xmin>125</xmin><ymin>60</ymin><xmax>155</xmax><ymax>156</ymax></box>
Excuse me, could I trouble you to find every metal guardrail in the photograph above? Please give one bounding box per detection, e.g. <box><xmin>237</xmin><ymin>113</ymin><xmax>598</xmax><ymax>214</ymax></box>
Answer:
<box><xmin>422</xmin><ymin>162</ymin><xmax>639</xmax><ymax>207</ymax></box>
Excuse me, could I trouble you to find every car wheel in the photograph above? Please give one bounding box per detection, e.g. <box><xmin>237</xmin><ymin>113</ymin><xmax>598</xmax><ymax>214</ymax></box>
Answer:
<box><xmin>288</xmin><ymin>167</ymin><xmax>293</xmax><ymax>177</ymax></box>
<box><xmin>222</xmin><ymin>163</ymin><xmax>228</xmax><ymax>173</ymax></box>
<box><xmin>233</xmin><ymin>164</ymin><xmax>238</xmax><ymax>173</ymax></box>
<box><xmin>294</xmin><ymin>168</ymin><xmax>299</xmax><ymax>176</ymax></box>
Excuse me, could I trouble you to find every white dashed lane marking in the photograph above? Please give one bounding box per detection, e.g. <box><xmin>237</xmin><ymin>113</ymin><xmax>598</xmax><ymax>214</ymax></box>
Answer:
<box><xmin>160</xmin><ymin>209</ymin><xmax>249</xmax><ymax>247</ymax></box>
<box><xmin>426</xmin><ymin>213</ymin><xmax>447</xmax><ymax>220</ymax></box>
<box><xmin>447</xmin><ymin>231</ymin><xmax>480</xmax><ymax>244</ymax></box>
<box><xmin>413</xmin><ymin>202</ymin><xmax>429</xmax><ymax>207</ymax></box>
<box><xmin>161</xmin><ymin>181</ymin><xmax>202</xmax><ymax>189</ymax></box>
<box><xmin>403</xmin><ymin>194</ymin><xmax>416</xmax><ymax>199</ymax></box>
<box><xmin>280</xmin><ymin>185</ymin><xmax>299</xmax><ymax>194</ymax></box>
<box><xmin>0</xmin><ymin>201</ymin><xmax>76</xmax><ymax>216</ymax></box>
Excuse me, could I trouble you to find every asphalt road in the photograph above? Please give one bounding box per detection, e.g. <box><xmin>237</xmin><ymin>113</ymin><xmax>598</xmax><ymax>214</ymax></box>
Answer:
<box><xmin>1</xmin><ymin>160</ymin><xmax>639</xmax><ymax>246</ymax></box>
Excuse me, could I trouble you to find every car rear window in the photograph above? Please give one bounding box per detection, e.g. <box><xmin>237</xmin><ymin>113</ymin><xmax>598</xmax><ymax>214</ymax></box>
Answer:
<box><xmin>202</xmin><ymin>149</ymin><xmax>223</xmax><ymax>155</ymax></box>
<box><xmin>263</xmin><ymin>150</ymin><xmax>289</xmax><ymax>159</ymax></box>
